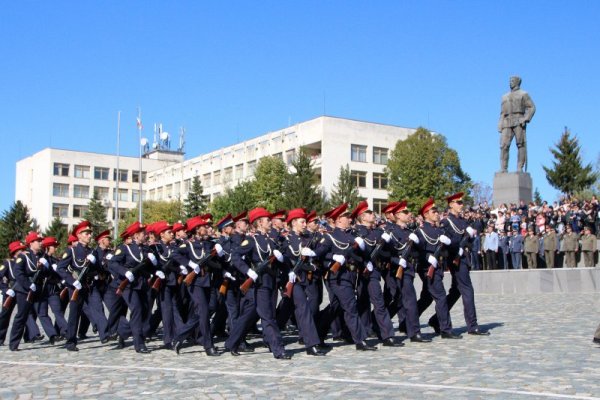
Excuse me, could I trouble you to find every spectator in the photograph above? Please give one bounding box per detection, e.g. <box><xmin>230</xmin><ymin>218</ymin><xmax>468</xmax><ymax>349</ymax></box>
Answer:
<box><xmin>510</xmin><ymin>229</ymin><xmax>524</xmax><ymax>269</ymax></box>
<box><xmin>483</xmin><ymin>224</ymin><xmax>499</xmax><ymax>270</ymax></box>
<box><xmin>498</xmin><ymin>229</ymin><xmax>510</xmax><ymax>269</ymax></box>
<box><xmin>524</xmin><ymin>227</ymin><xmax>539</xmax><ymax>269</ymax></box>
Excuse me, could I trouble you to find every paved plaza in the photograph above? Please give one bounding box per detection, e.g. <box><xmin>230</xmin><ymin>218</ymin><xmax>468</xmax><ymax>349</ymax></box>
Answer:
<box><xmin>1</xmin><ymin>291</ymin><xmax>600</xmax><ymax>399</ymax></box>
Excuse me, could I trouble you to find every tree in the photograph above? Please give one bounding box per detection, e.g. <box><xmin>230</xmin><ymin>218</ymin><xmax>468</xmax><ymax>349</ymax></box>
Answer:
<box><xmin>329</xmin><ymin>164</ymin><xmax>361</xmax><ymax>209</ymax></box>
<box><xmin>543</xmin><ymin>127</ymin><xmax>598</xmax><ymax>196</ymax></box>
<box><xmin>0</xmin><ymin>201</ymin><xmax>37</xmax><ymax>259</ymax></box>
<box><xmin>83</xmin><ymin>190</ymin><xmax>110</xmax><ymax>238</ymax></box>
<box><xmin>470</xmin><ymin>181</ymin><xmax>493</xmax><ymax>206</ymax></box>
<box><xmin>386</xmin><ymin>127</ymin><xmax>472</xmax><ymax>211</ymax></box>
<box><xmin>209</xmin><ymin>180</ymin><xmax>258</xmax><ymax>221</ymax></box>
<box><xmin>533</xmin><ymin>188</ymin><xmax>543</xmax><ymax>205</ymax></box>
<box><xmin>252</xmin><ymin>156</ymin><xmax>289</xmax><ymax>211</ymax></box>
<box><xmin>183</xmin><ymin>176</ymin><xmax>208</xmax><ymax>218</ymax></box>
<box><xmin>119</xmin><ymin>200</ymin><xmax>183</xmax><ymax>233</ymax></box>
<box><xmin>44</xmin><ymin>216</ymin><xmax>68</xmax><ymax>253</ymax></box>
<box><xmin>283</xmin><ymin>148</ymin><xmax>326</xmax><ymax>212</ymax></box>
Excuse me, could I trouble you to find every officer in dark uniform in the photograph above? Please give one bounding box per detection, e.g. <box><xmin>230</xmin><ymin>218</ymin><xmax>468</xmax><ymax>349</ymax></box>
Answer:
<box><xmin>0</xmin><ymin>241</ymin><xmax>31</xmax><ymax>345</ymax></box>
<box><xmin>428</xmin><ymin>193</ymin><xmax>489</xmax><ymax>335</ymax></box>
<box><xmin>314</xmin><ymin>203</ymin><xmax>376</xmax><ymax>351</ymax></box>
<box><xmin>415</xmin><ymin>198</ymin><xmax>461</xmax><ymax>339</ymax></box>
<box><xmin>172</xmin><ymin>216</ymin><xmax>220</xmax><ymax>356</ymax></box>
<box><xmin>37</xmin><ymin>237</ymin><xmax>64</xmax><ymax>342</ymax></box>
<box><xmin>225</xmin><ymin>207</ymin><xmax>291</xmax><ymax>359</ymax></box>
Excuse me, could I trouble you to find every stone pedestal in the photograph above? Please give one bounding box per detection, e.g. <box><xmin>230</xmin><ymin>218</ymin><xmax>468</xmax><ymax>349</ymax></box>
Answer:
<box><xmin>493</xmin><ymin>172</ymin><xmax>532</xmax><ymax>206</ymax></box>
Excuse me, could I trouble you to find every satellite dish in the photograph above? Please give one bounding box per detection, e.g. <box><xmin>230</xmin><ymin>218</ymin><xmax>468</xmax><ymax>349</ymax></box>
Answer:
<box><xmin>160</xmin><ymin>131</ymin><xmax>169</xmax><ymax>141</ymax></box>
<box><xmin>152</xmin><ymin>142</ymin><xmax>158</xmax><ymax>149</ymax></box>
<box><xmin>140</xmin><ymin>138</ymin><xmax>148</xmax><ymax>146</ymax></box>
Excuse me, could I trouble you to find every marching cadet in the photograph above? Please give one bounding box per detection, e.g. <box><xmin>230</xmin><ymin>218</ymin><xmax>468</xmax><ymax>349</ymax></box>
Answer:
<box><xmin>225</xmin><ymin>207</ymin><xmax>291</xmax><ymax>359</ymax></box>
<box><xmin>314</xmin><ymin>203</ymin><xmax>377</xmax><ymax>351</ymax></box>
<box><xmin>428</xmin><ymin>192</ymin><xmax>489</xmax><ymax>336</ymax></box>
<box><xmin>388</xmin><ymin>201</ymin><xmax>431</xmax><ymax>343</ymax></box>
<box><xmin>108</xmin><ymin>221</ymin><xmax>156</xmax><ymax>353</ymax></box>
<box><xmin>38</xmin><ymin>236</ymin><xmax>66</xmax><ymax>342</ymax></box>
<box><xmin>351</xmin><ymin>200</ymin><xmax>402</xmax><ymax>347</ymax></box>
<box><xmin>415</xmin><ymin>198</ymin><xmax>462</xmax><ymax>339</ymax></box>
<box><xmin>0</xmin><ymin>241</ymin><xmax>31</xmax><ymax>346</ymax></box>
<box><xmin>172</xmin><ymin>216</ymin><xmax>220</xmax><ymax>356</ymax></box>
<box><xmin>379</xmin><ymin>202</ymin><xmax>401</xmax><ymax>320</ymax></box>
<box><xmin>305</xmin><ymin>210</ymin><xmax>325</xmax><ymax>318</ymax></box>
<box><xmin>581</xmin><ymin>225</ymin><xmax>597</xmax><ymax>267</ymax></box>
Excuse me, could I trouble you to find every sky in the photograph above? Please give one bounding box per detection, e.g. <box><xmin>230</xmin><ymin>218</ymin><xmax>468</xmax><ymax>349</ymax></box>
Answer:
<box><xmin>1</xmin><ymin>1</ymin><xmax>599</xmax><ymax>214</ymax></box>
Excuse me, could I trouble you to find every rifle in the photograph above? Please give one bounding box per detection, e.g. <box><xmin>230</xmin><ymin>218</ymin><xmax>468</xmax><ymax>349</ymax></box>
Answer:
<box><xmin>116</xmin><ymin>257</ymin><xmax>154</xmax><ymax>296</ymax></box>
<box><xmin>183</xmin><ymin>248</ymin><xmax>217</xmax><ymax>287</ymax></box>
<box><xmin>218</xmin><ymin>278</ymin><xmax>229</xmax><ymax>296</ymax></box>
<box><xmin>453</xmin><ymin>232</ymin><xmax>471</xmax><ymax>266</ymax></box>
<box><xmin>283</xmin><ymin>232</ymin><xmax>318</xmax><ymax>298</ymax></box>
<box><xmin>426</xmin><ymin>243</ymin><xmax>445</xmax><ymax>280</ymax></box>
<box><xmin>59</xmin><ymin>287</ymin><xmax>69</xmax><ymax>301</ymax></box>
<box><xmin>239</xmin><ymin>256</ymin><xmax>275</xmax><ymax>295</ymax></box>
<box><xmin>2</xmin><ymin>290</ymin><xmax>14</xmax><ymax>309</ymax></box>
<box><xmin>26</xmin><ymin>263</ymin><xmax>45</xmax><ymax>303</ymax></box>
<box><xmin>330</xmin><ymin>242</ymin><xmax>359</xmax><ymax>275</ymax></box>
<box><xmin>395</xmin><ymin>239</ymin><xmax>415</xmax><ymax>280</ymax></box>
<box><xmin>70</xmin><ymin>259</ymin><xmax>92</xmax><ymax>302</ymax></box>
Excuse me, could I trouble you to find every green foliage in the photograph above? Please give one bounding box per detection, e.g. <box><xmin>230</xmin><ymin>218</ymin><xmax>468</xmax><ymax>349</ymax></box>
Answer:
<box><xmin>329</xmin><ymin>164</ymin><xmax>361</xmax><ymax>209</ymax></box>
<box><xmin>252</xmin><ymin>156</ymin><xmax>289</xmax><ymax>211</ymax></box>
<box><xmin>183</xmin><ymin>176</ymin><xmax>207</xmax><ymax>218</ymax></box>
<box><xmin>44</xmin><ymin>216</ymin><xmax>68</xmax><ymax>254</ymax></box>
<box><xmin>543</xmin><ymin>127</ymin><xmax>598</xmax><ymax>196</ymax></box>
<box><xmin>0</xmin><ymin>201</ymin><xmax>37</xmax><ymax>259</ymax></box>
<box><xmin>386</xmin><ymin>127</ymin><xmax>472</xmax><ymax>211</ymax></box>
<box><xmin>283</xmin><ymin>148</ymin><xmax>327</xmax><ymax>212</ymax></box>
<box><xmin>209</xmin><ymin>180</ymin><xmax>258</xmax><ymax>221</ymax></box>
<box><xmin>83</xmin><ymin>190</ymin><xmax>110</xmax><ymax>238</ymax></box>
<box><xmin>119</xmin><ymin>200</ymin><xmax>183</xmax><ymax>233</ymax></box>
<box><xmin>533</xmin><ymin>188</ymin><xmax>543</xmax><ymax>205</ymax></box>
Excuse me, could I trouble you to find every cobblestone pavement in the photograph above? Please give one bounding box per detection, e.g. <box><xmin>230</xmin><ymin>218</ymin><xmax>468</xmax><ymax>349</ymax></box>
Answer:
<box><xmin>1</xmin><ymin>292</ymin><xmax>600</xmax><ymax>399</ymax></box>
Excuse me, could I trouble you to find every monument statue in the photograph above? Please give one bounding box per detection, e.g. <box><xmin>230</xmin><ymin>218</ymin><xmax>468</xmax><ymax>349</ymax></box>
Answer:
<box><xmin>498</xmin><ymin>76</ymin><xmax>536</xmax><ymax>172</ymax></box>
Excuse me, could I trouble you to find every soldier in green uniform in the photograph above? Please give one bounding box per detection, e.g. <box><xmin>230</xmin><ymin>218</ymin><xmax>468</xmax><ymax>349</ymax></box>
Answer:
<box><xmin>543</xmin><ymin>226</ymin><xmax>558</xmax><ymax>268</ymax></box>
<box><xmin>524</xmin><ymin>227</ymin><xmax>539</xmax><ymax>269</ymax></box>
<box><xmin>581</xmin><ymin>226</ymin><xmax>597</xmax><ymax>267</ymax></box>
<box><xmin>561</xmin><ymin>225</ymin><xmax>579</xmax><ymax>268</ymax></box>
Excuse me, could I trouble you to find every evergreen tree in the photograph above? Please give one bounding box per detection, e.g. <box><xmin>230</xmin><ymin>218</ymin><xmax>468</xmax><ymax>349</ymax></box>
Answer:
<box><xmin>543</xmin><ymin>127</ymin><xmax>598</xmax><ymax>196</ymax></box>
<box><xmin>83</xmin><ymin>190</ymin><xmax>110</xmax><ymax>238</ymax></box>
<box><xmin>120</xmin><ymin>200</ymin><xmax>184</xmax><ymax>233</ymax></box>
<box><xmin>252</xmin><ymin>156</ymin><xmax>289</xmax><ymax>211</ymax></box>
<box><xmin>0</xmin><ymin>201</ymin><xmax>37</xmax><ymax>259</ymax></box>
<box><xmin>183</xmin><ymin>176</ymin><xmax>207</xmax><ymax>218</ymax></box>
<box><xmin>329</xmin><ymin>164</ymin><xmax>361</xmax><ymax>209</ymax></box>
<box><xmin>533</xmin><ymin>188</ymin><xmax>543</xmax><ymax>205</ymax></box>
<box><xmin>209</xmin><ymin>181</ymin><xmax>257</xmax><ymax>221</ymax></box>
<box><xmin>44</xmin><ymin>216</ymin><xmax>68</xmax><ymax>253</ymax></box>
<box><xmin>284</xmin><ymin>148</ymin><xmax>326</xmax><ymax>212</ymax></box>
<box><xmin>386</xmin><ymin>127</ymin><xmax>472</xmax><ymax>211</ymax></box>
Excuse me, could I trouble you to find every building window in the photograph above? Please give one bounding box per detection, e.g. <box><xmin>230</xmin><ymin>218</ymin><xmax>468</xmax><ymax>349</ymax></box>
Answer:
<box><xmin>113</xmin><ymin>169</ymin><xmax>128</xmax><ymax>182</ymax></box>
<box><xmin>149</xmin><ymin>189</ymin><xmax>155</xmax><ymax>200</ymax></box>
<box><xmin>373</xmin><ymin>199</ymin><xmax>387</xmax><ymax>215</ymax></box>
<box><xmin>74</xmin><ymin>165</ymin><xmax>90</xmax><ymax>179</ymax></box>
<box><xmin>52</xmin><ymin>203</ymin><xmax>69</xmax><ymax>218</ymax></box>
<box><xmin>214</xmin><ymin>170</ymin><xmax>221</xmax><ymax>185</ymax></box>
<box><xmin>247</xmin><ymin>160</ymin><xmax>257</xmax><ymax>176</ymax></box>
<box><xmin>235</xmin><ymin>164</ymin><xmax>243</xmax><ymax>179</ymax></box>
<box><xmin>247</xmin><ymin>144</ymin><xmax>256</xmax><ymax>159</ymax></box>
<box><xmin>53</xmin><ymin>163</ymin><xmax>69</xmax><ymax>177</ymax></box>
<box><xmin>165</xmin><ymin>184</ymin><xmax>173</xmax><ymax>198</ymax></box>
<box><xmin>132</xmin><ymin>170</ymin><xmax>147</xmax><ymax>183</ymax></box>
<box><xmin>94</xmin><ymin>167</ymin><xmax>109</xmax><ymax>180</ymax></box>
<box><xmin>202</xmin><ymin>173</ymin><xmax>211</xmax><ymax>187</ymax></box>
<box><xmin>373</xmin><ymin>147</ymin><xmax>389</xmax><ymax>165</ymax></box>
<box><xmin>73</xmin><ymin>185</ymin><xmax>90</xmax><ymax>199</ymax></box>
<box><xmin>351</xmin><ymin>170</ymin><xmax>367</xmax><ymax>188</ymax></box>
<box><xmin>351</xmin><ymin>144</ymin><xmax>367</xmax><ymax>162</ymax></box>
<box><xmin>72</xmin><ymin>205</ymin><xmax>89</xmax><ymax>218</ymax></box>
<box><xmin>113</xmin><ymin>188</ymin><xmax>128</xmax><ymax>201</ymax></box>
<box><xmin>53</xmin><ymin>183</ymin><xmax>69</xmax><ymax>197</ymax></box>
<box><xmin>94</xmin><ymin>186</ymin><xmax>109</xmax><ymax>201</ymax></box>
<box><xmin>132</xmin><ymin>189</ymin><xmax>146</xmax><ymax>202</ymax></box>
<box><xmin>224</xmin><ymin>167</ymin><xmax>232</xmax><ymax>183</ymax></box>
<box><xmin>273</xmin><ymin>152</ymin><xmax>282</xmax><ymax>160</ymax></box>
<box><xmin>285</xmin><ymin>149</ymin><xmax>295</xmax><ymax>166</ymax></box>
<box><xmin>156</xmin><ymin>187</ymin><xmax>163</xmax><ymax>200</ymax></box>
<box><xmin>174</xmin><ymin>182</ymin><xmax>181</xmax><ymax>198</ymax></box>
<box><xmin>184</xmin><ymin>179</ymin><xmax>191</xmax><ymax>193</ymax></box>
<box><xmin>372</xmin><ymin>173</ymin><xmax>388</xmax><ymax>190</ymax></box>
<box><xmin>112</xmin><ymin>208</ymin><xmax>128</xmax><ymax>220</ymax></box>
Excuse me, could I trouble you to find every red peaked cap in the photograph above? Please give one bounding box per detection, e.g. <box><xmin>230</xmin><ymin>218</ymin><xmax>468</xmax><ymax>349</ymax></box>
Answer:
<box><xmin>350</xmin><ymin>200</ymin><xmax>371</xmax><ymax>220</ymax></box>
<box><xmin>186</xmin><ymin>216</ymin><xmax>207</xmax><ymax>232</ymax></box>
<box><xmin>172</xmin><ymin>221</ymin><xmax>186</xmax><ymax>233</ymax></box>
<box><xmin>327</xmin><ymin>203</ymin><xmax>350</xmax><ymax>221</ymax></box>
<box><xmin>41</xmin><ymin>236</ymin><xmax>59</xmax><ymax>248</ymax></box>
<box><xmin>248</xmin><ymin>207</ymin><xmax>271</xmax><ymax>224</ymax></box>
<box><xmin>68</xmin><ymin>234</ymin><xmax>78</xmax><ymax>244</ymax></box>
<box><xmin>382</xmin><ymin>201</ymin><xmax>400</xmax><ymax>214</ymax></box>
<box><xmin>286</xmin><ymin>208</ymin><xmax>307</xmax><ymax>223</ymax></box>
<box><xmin>419</xmin><ymin>197</ymin><xmax>437</xmax><ymax>217</ymax></box>
<box><xmin>392</xmin><ymin>200</ymin><xmax>409</xmax><ymax>213</ymax></box>
<box><xmin>201</xmin><ymin>213</ymin><xmax>213</xmax><ymax>223</ymax></box>
<box><xmin>306</xmin><ymin>210</ymin><xmax>318</xmax><ymax>223</ymax></box>
<box><xmin>153</xmin><ymin>220</ymin><xmax>173</xmax><ymax>235</ymax></box>
<box><xmin>446</xmin><ymin>192</ymin><xmax>464</xmax><ymax>204</ymax></box>
<box><xmin>120</xmin><ymin>221</ymin><xmax>146</xmax><ymax>239</ymax></box>
<box><xmin>25</xmin><ymin>231</ymin><xmax>43</xmax><ymax>245</ymax></box>
<box><xmin>145</xmin><ymin>222</ymin><xmax>156</xmax><ymax>235</ymax></box>
<box><xmin>8</xmin><ymin>241</ymin><xmax>26</xmax><ymax>255</ymax></box>
<box><xmin>95</xmin><ymin>230</ymin><xmax>111</xmax><ymax>242</ymax></box>
<box><xmin>73</xmin><ymin>220</ymin><xmax>92</xmax><ymax>236</ymax></box>
<box><xmin>232</xmin><ymin>211</ymin><xmax>248</xmax><ymax>222</ymax></box>
<box><xmin>270</xmin><ymin>210</ymin><xmax>286</xmax><ymax>220</ymax></box>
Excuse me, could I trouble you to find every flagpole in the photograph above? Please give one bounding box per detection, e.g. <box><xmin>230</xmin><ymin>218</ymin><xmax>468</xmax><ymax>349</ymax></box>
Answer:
<box><xmin>114</xmin><ymin>111</ymin><xmax>121</xmax><ymax>241</ymax></box>
<box><xmin>137</xmin><ymin>107</ymin><xmax>143</xmax><ymax>224</ymax></box>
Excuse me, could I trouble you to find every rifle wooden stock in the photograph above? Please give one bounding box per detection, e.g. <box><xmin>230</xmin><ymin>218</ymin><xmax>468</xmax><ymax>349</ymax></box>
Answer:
<box><xmin>116</xmin><ymin>278</ymin><xmax>129</xmax><ymax>296</ymax></box>
<box><xmin>426</xmin><ymin>265</ymin><xmax>435</xmax><ymax>280</ymax></box>
<box><xmin>240</xmin><ymin>255</ymin><xmax>275</xmax><ymax>295</ymax></box>
<box><xmin>239</xmin><ymin>277</ymin><xmax>254</xmax><ymax>295</ymax></box>
<box><xmin>330</xmin><ymin>261</ymin><xmax>341</xmax><ymax>274</ymax></box>
<box><xmin>2</xmin><ymin>294</ymin><xmax>14</xmax><ymax>309</ymax></box>
<box><xmin>151</xmin><ymin>277</ymin><xmax>162</xmax><ymax>292</ymax></box>
<box><xmin>183</xmin><ymin>248</ymin><xmax>217</xmax><ymax>287</ymax></box>
<box><xmin>283</xmin><ymin>281</ymin><xmax>293</xmax><ymax>298</ymax></box>
<box><xmin>26</xmin><ymin>290</ymin><xmax>34</xmax><ymax>303</ymax></box>
<box><xmin>177</xmin><ymin>275</ymin><xmax>184</xmax><ymax>285</ymax></box>
<box><xmin>183</xmin><ymin>270</ymin><xmax>198</xmax><ymax>287</ymax></box>
<box><xmin>395</xmin><ymin>264</ymin><xmax>404</xmax><ymax>279</ymax></box>
<box><xmin>70</xmin><ymin>287</ymin><xmax>82</xmax><ymax>302</ymax></box>
<box><xmin>453</xmin><ymin>233</ymin><xmax>471</xmax><ymax>266</ymax></box>
<box><xmin>59</xmin><ymin>287</ymin><xmax>69</xmax><ymax>301</ymax></box>
<box><xmin>218</xmin><ymin>279</ymin><xmax>229</xmax><ymax>296</ymax></box>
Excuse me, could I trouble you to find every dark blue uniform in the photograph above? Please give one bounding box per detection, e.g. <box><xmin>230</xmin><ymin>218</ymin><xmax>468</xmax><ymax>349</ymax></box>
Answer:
<box><xmin>155</xmin><ymin>240</ymin><xmax>184</xmax><ymax>347</ymax></box>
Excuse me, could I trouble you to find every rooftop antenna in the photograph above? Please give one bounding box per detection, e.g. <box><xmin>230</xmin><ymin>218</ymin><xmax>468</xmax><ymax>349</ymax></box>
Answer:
<box><xmin>178</xmin><ymin>126</ymin><xmax>185</xmax><ymax>152</ymax></box>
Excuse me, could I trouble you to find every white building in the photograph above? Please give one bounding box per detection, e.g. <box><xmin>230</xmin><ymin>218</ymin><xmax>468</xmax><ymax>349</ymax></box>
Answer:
<box><xmin>15</xmin><ymin>148</ymin><xmax>182</xmax><ymax>230</ymax></box>
<box><xmin>15</xmin><ymin>116</ymin><xmax>416</xmax><ymax>229</ymax></box>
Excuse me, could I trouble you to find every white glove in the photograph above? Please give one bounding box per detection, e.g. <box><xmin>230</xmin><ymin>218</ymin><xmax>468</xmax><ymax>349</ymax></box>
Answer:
<box><xmin>459</xmin><ymin>248</ymin><xmax>464</xmax><ymax>257</ymax></box>
<box><xmin>29</xmin><ymin>283</ymin><xmax>37</xmax><ymax>292</ymax></box>
<box><xmin>155</xmin><ymin>271</ymin><xmax>165</xmax><ymax>280</ymax></box>
<box><xmin>247</xmin><ymin>269</ymin><xmax>259</xmax><ymax>281</ymax></box>
<box><xmin>381</xmin><ymin>232</ymin><xmax>391</xmax><ymax>243</ymax></box>
<box><xmin>301</xmin><ymin>248</ymin><xmax>316</xmax><ymax>257</ymax></box>
<box><xmin>51</xmin><ymin>263</ymin><xmax>58</xmax><ymax>272</ymax></box>
<box><xmin>73</xmin><ymin>280</ymin><xmax>83</xmax><ymax>290</ymax></box>
<box><xmin>408</xmin><ymin>233</ymin><xmax>420</xmax><ymax>244</ymax></box>
<box><xmin>86</xmin><ymin>254</ymin><xmax>96</xmax><ymax>264</ymax></box>
<box><xmin>288</xmin><ymin>271</ymin><xmax>296</xmax><ymax>283</ymax></box>
<box><xmin>366</xmin><ymin>262</ymin><xmax>374</xmax><ymax>272</ymax></box>
<box><xmin>439</xmin><ymin>235</ymin><xmax>451</xmax><ymax>245</ymax></box>
<box><xmin>332</xmin><ymin>254</ymin><xmax>346</xmax><ymax>266</ymax></box>
<box><xmin>179</xmin><ymin>265</ymin><xmax>189</xmax><ymax>275</ymax></box>
<box><xmin>39</xmin><ymin>257</ymin><xmax>49</xmax><ymax>268</ymax></box>
<box><xmin>428</xmin><ymin>255</ymin><xmax>438</xmax><ymax>268</ymax></box>
<box><xmin>147</xmin><ymin>253</ymin><xmax>157</xmax><ymax>266</ymax></box>
<box><xmin>188</xmin><ymin>260</ymin><xmax>200</xmax><ymax>274</ymax></box>
<box><xmin>125</xmin><ymin>271</ymin><xmax>135</xmax><ymax>282</ymax></box>
<box><xmin>354</xmin><ymin>237</ymin><xmax>365</xmax><ymax>250</ymax></box>
<box><xmin>106</xmin><ymin>254</ymin><xmax>113</xmax><ymax>261</ymax></box>
<box><xmin>399</xmin><ymin>258</ymin><xmax>407</xmax><ymax>268</ymax></box>
<box><xmin>273</xmin><ymin>249</ymin><xmax>284</xmax><ymax>263</ymax></box>
<box><xmin>223</xmin><ymin>271</ymin><xmax>236</xmax><ymax>281</ymax></box>
<box><xmin>6</xmin><ymin>289</ymin><xmax>15</xmax><ymax>297</ymax></box>
<box><xmin>466</xmin><ymin>226</ymin><xmax>476</xmax><ymax>238</ymax></box>
<box><xmin>214</xmin><ymin>243</ymin><xmax>224</xmax><ymax>257</ymax></box>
